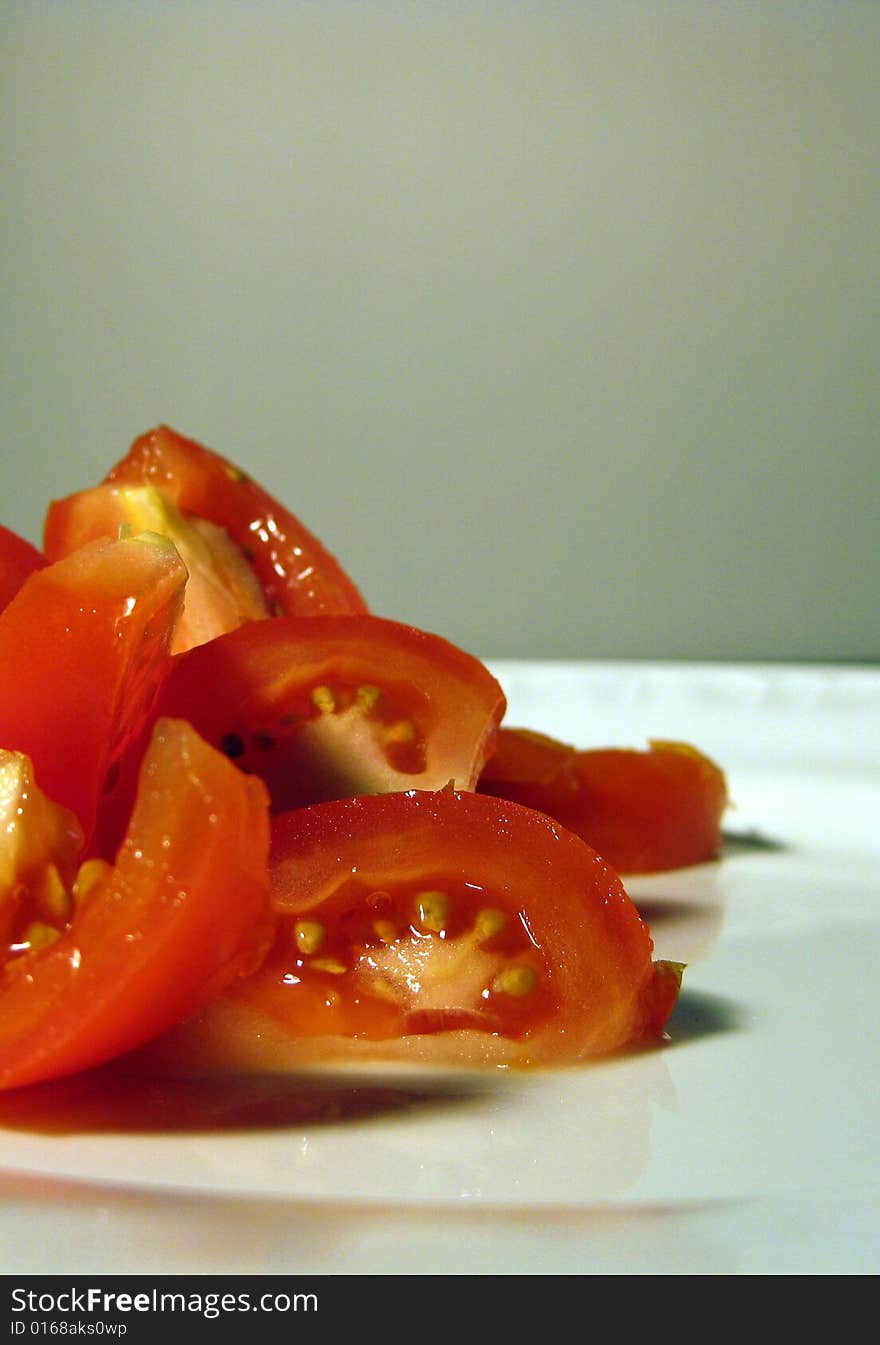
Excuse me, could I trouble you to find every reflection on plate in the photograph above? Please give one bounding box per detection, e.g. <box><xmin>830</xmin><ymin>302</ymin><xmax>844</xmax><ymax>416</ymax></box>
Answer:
<box><xmin>1</xmin><ymin>662</ymin><xmax>878</xmax><ymax>1273</ymax></box>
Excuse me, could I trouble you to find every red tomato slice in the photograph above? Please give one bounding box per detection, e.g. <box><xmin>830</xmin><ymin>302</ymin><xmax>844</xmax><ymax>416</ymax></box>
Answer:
<box><xmin>43</xmin><ymin>482</ymin><xmax>270</xmax><ymax>654</ymax></box>
<box><xmin>0</xmin><ymin>718</ymin><xmax>272</xmax><ymax>1091</ymax></box>
<box><xmin>84</xmin><ymin>424</ymin><xmax>368</xmax><ymax>618</ymax></box>
<box><xmin>479</xmin><ymin>729</ymin><xmax>729</xmax><ymax>874</ymax></box>
<box><xmin>0</xmin><ymin>534</ymin><xmax>186</xmax><ymax>847</ymax></box>
<box><xmin>149</xmin><ymin>614</ymin><xmax>507</xmax><ymax>809</ymax></box>
<box><xmin>0</xmin><ymin>523</ymin><xmax>45</xmax><ymax>614</ymax></box>
<box><xmin>143</xmin><ymin>789</ymin><xmax>681</xmax><ymax>1072</ymax></box>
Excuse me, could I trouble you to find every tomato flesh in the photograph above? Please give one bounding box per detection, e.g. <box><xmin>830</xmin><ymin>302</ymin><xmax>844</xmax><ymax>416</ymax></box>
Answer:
<box><xmin>0</xmin><ymin>719</ymin><xmax>272</xmax><ymax>1091</ymax></box>
<box><xmin>44</xmin><ymin>482</ymin><xmax>270</xmax><ymax>653</ymax></box>
<box><xmin>150</xmin><ymin>614</ymin><xmax>506</xmax><ymax>809</ymax></box>
<box><xmin>98</xmin><ymin>424</ymin><xmax>368</xmax><ymax>618</ymax></box>
<box><xmin>143</xmin><ymin>789</ymin><xmax>681</xmax><ymax>1072</ymax></box>
<box><xmin>0</xmin><ymin>534</ymin><xmax>186</xmax><ymax>849</ymax></box>
<box><xmin>480</xmin><ymin>729</ymin><xmax>729</xmax><ymax>874</ymax></box>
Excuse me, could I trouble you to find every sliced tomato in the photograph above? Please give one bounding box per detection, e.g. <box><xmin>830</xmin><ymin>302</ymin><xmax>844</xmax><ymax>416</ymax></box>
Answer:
<box><xmin>143</xmin><ymin>789</ymin><xmax>681</xmax><ymax>1072</ymax></box>
<box><xmin>479</xmin><ymin>728</ymin><xmax>729</xmax><ymax>874</ymax></box>
<box><xmin>43</xmin><ymin>482</ymin><xmax>270</xmax><ymax>654</ymax></box>
<box><xmin>50</xmin><ymin>423</ymin><xmax>368</xmax><ymax>618</ymax></box>
<box><xmin>478</xmin><ymin>727</ymin><xmax>576</xmax><ymax>783</ymax></box>
<box><xmin>149</xmin><ymin>614</ymin><xmax>506</xmax><ymax>810</ymax></box>
<box><xmin>0</xmin><ymin>718</ymin><xmax>272</xmax><ymax>1091</ymax></box>
<box><xmin>0</xmin><ymin>533</ymin><xmax>186</xmax><ymax>848</ymax></box>
<box><xmin>0</xmin><ymin>523</ymin><xmax>45</xmax><ymax>614</ymax></box>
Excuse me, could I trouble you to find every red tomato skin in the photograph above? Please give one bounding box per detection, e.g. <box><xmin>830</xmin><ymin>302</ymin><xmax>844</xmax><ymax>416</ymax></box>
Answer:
<box><xmin>480</xmin><ymin>730</ymin><xmax>729</xmax><ymax>874</ymax></box>
<box><xmin>143</xmin><ymin>789</ymin><xmax>681</xmax><ymax>1073</ymax></box>
<box><xmin>0</xmin><ymin>535</ymin><xmax>186</xmax><ymax>847</ymax></box>
<box><xmin>43</xmin><ymin>487</ymin><xmax>131</xmax><ymax>560</ymax></box>
<box><xmin>151</xmin><ymin>613</ymin><xmax>507</xmax><ymax>804</ymax></box>
<box><xmin>0</xmin><ymin>719</ymin><xmax>272</xmax><ymax>1091</ymax></box>
<box><xmin>475</xmin><ymin>726</ymin><xmax>575</xmax><ymax>784</ymax></box>
<box><xmin>0</xmin><ymin>524</ymin><xmax>45</xmax><ymax>614</ymax></box>
<box><xmin>98</xmin><ymin>424</ymin><xmax>368</xmax><ymax>617</ymax></box>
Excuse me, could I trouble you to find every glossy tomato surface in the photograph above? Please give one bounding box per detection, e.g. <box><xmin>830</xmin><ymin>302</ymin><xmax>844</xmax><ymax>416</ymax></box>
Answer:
<box><xmin>0</xmin><ymin>534</ymin><xmax>186</xmax><ymax>848</ymax></box>
<box><xmin>100</xmin><ymin>424</ymin><xmax>368</xmax><ymax>617</ymax></box>
<box><xmin>0</xmin><ymin>523</ymin><xmax>45</xmax><ymax>614</ymax></box>
<box><xmin>151</xmin><ymin>614</ymin><xmax>506</xmax><ymax>809</ymax></box>
<box><xmin>480</xmin><ymin>729</ymin><xmax>729</xmax><ymax>874</ymax></box>
<box><xmin>145</xmin><ymin>789</ymin><xmax>681</xmax><ymax>1072</ymax></box>
<box><xmin>0</xmin><ymin>719</ymin><xmax>272</xmax><ymax>1091</ymax></box>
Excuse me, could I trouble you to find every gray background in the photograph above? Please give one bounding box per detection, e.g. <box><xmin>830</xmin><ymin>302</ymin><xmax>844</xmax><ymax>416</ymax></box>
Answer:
<box><xmin>2</xmin><ymin>1</ymin><xmax>877</xmax><ymax>662</ymax></box>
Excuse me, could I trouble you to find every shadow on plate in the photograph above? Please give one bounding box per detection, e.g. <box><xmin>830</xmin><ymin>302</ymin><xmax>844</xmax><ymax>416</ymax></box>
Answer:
<box><xmin>0</xmin><ymin>1064</ymin><xmax>493</xmax><ymax>1137</ymax></box>
<box><xmin>0</xmin><ymin>995</ymin><xmax>739</xmax><ymax>1137</ymax></box>
<box><xmin>722</xmin><ymin>828</ymin><xmax>788</xmax><ymax>856</ymax></box>
<box><xmin>664</xmin><ymin>987</ymin><xmax>742</xmax><ymax>1045</ymax></box>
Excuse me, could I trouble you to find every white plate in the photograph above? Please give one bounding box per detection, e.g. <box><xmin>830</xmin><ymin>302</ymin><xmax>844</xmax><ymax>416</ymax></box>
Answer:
<box><xmin>2</xmin><ymin>662</ymin><xmax>878</xmax><ymax>1274</ymax></box>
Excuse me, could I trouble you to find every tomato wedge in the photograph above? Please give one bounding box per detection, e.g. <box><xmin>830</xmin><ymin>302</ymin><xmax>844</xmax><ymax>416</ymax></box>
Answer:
<box><xmin>0</xmin><ymin>534</ymin><xmax>186</xmax><ymax>849</ymax></box>
<box><xmin>148</xmin><ymin>614</ymin><xmax>506</xmax><ymax>811</ymax></box>
<box><xmin>479</xmin><ymin>728</ymin><xmax>729</xmax><ymax>873</ymax></box>
<box><xmin>47</xmin><ymin>423</ymin><xmax>368</xmax><ymax>618</ymax></box>
<box><xmin>143</xmin><ymin>789</ymin><xmax>681</xmax><ymax>1072</ymax></box>
<box><xmin>43</xmin><ymin>481</ymin><xmax>271</xmax><ymax>654</ymax></box>
<box><xmin>0</xmin><ymin>718</ymin><xmax>272</xmax><ymax>1091</ymax></box>
<box><xmin>0</xmin><ymin>523</ymin><xmax>45</xmax><ymax>614</ymax></box>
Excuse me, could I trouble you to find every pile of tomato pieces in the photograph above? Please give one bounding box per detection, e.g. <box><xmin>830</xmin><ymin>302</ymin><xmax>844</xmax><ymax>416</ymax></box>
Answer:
<box><xmin>0</xmin><ymin>426</ymin><xmax>728</xmax><ymax>1090</ymax></box>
